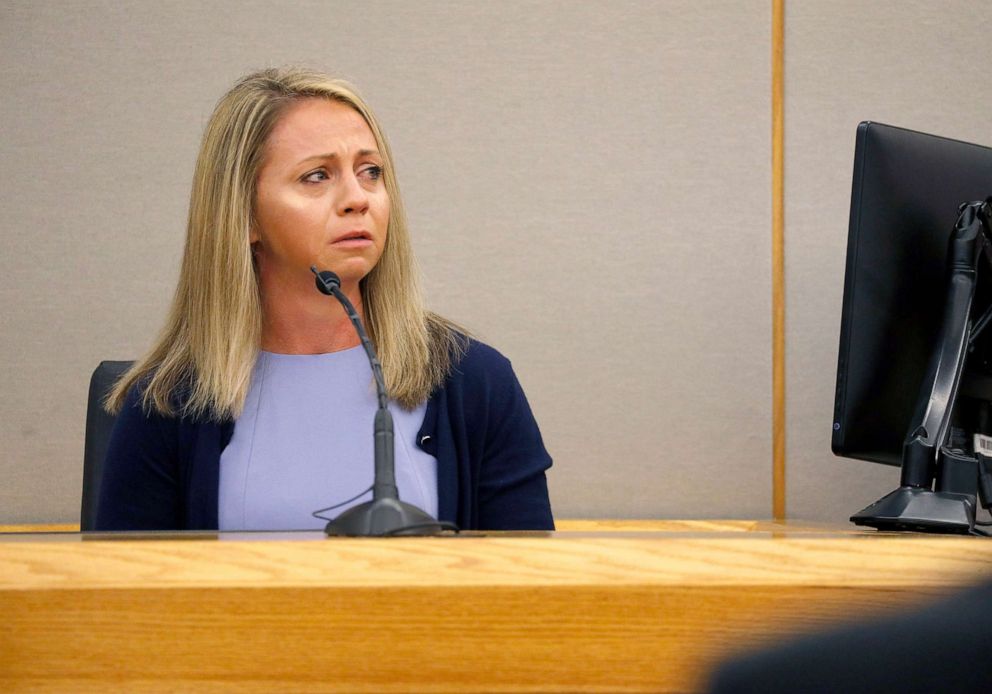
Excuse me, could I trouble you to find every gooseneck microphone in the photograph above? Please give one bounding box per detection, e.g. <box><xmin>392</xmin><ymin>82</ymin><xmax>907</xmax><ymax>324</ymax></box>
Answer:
<box><xmin>310</xmin><ymin>265</ymin><xmax>451</xmax><ymax>536</ymax></box>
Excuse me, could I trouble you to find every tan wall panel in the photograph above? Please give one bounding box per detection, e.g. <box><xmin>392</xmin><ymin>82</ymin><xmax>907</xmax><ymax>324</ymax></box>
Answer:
<box><xmin>0</xmin><ymin>1</ymin><xmax>771</xmax><ymax>523</ymax></box>
<box><xmin>785</xmin><ymin>0</ymin><xmax>992</xmax><ymax>521</ymax></box>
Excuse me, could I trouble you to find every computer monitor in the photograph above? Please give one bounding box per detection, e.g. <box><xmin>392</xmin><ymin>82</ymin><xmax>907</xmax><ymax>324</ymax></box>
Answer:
<box><xmin>832</xmin><ymin>121</ymin><xmax>992</xmax><ymax>532</ymax></box>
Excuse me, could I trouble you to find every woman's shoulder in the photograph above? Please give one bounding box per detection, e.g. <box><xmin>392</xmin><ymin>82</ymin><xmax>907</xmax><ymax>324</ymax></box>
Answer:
<box><xmin>114</xmin><ymin>372</ymin><xmax>216</xmax><ymax>427</ymax></box>
<box><xmin>113</xmin><ymin>379</ymin><xmax>182</xmax><ymax>435</ymax></box>
<box><xmin>438</xmin><ymin>336</ymin><xmax>522</xmax><ymax>406</ymax></box>
<box><xmin>451</xmin><ymin>337</ymin><xmax>513</xmax><ymax>379</ymax></box>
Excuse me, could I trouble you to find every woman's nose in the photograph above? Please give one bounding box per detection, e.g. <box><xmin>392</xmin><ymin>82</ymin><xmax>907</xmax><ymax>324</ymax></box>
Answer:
<box><xmin>337</xmin><ymin>173</ymin><xmax>370</xmax><ymax>216</ymax></box>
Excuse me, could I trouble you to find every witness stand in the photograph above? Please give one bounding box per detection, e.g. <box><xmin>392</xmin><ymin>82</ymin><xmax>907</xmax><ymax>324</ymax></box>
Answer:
<box><xmin>1</xmin><ymin>520</ymin><xmax>989</xmax><ymax>692</ymax></box>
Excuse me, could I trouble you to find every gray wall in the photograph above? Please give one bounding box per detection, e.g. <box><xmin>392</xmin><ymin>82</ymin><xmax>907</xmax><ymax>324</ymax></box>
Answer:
<box><xmin>785</xmin><ymin>0</ymin><xmax>992</xmax><ymax>520</ymax></box>
<box><xmin>9</xmin><ymin>0</ymin><xmax>990</xmax><ymax>526</ymax></box>
<box><xmin>4</xmin><ymin>1</ymin><xmax>986</xmax><ymax>527</ymax></box>
<box><xmin>0</xmin><ymin>0</ymin><xmax>772</xmax><ymax>523</ymax></box>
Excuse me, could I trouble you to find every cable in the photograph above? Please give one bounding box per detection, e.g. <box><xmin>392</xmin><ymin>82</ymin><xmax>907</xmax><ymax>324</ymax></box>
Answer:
<box><xmin>311</xmin><ymin>485</ymin><xmax>374</xmax><ymax>522</ymax></box>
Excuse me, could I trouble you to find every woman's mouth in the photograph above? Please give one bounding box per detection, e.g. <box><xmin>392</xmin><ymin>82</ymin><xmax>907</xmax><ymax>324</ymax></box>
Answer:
<box><xmin>331</xmin><ymin>231</ymin><xmax>373</xmax><ymax>247</ymax></box>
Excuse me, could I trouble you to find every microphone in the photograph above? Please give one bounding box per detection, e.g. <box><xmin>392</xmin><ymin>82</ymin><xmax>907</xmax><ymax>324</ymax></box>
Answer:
<box><xmin>310</xmin><ymin>266</ymin><xmax>448</xmax><ymax>536</ymax></box>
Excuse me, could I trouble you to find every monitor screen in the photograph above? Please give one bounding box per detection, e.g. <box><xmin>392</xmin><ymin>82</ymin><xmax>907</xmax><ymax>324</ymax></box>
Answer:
<box><xmin>832</xmin><ymin>122</ymin><xmax>992</xmax><ymax>468</ymax></box>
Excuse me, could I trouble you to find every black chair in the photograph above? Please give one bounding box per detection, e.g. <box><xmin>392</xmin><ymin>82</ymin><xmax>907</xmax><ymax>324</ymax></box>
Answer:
<box><xmin>81</xmin><ymin>360</ymin><xmax>133</xmax><ymax>530</ymax></box>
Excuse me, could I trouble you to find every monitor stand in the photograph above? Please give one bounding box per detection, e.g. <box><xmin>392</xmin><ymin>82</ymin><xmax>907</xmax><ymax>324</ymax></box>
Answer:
<box><xmin>852</xmin><ymin>200</ymin><xmax>992</xmax><ymax>534</ymax></box>
<box><xmin>851</xmin><ymin>486</ymin><xmax>975</xmax><ymax>533</ymax></box>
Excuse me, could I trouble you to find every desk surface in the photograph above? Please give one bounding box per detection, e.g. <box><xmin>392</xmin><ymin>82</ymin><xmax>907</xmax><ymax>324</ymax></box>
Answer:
<box><xmin>2</xmin><ymin>521</ymin><xmax>990</xmax><ymax>693</ymax></box>
<box><xmin>0</xmin><ymin>518</ymin><xmax>767</xmax><ymax>534</ymax></box>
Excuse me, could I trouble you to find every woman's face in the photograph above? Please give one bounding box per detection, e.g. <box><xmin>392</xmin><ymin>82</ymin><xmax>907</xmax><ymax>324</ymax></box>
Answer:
<box><xmin>252</xmin><ymin>98</ymin><xmax>389</xmax><ymax>290</ymax></box>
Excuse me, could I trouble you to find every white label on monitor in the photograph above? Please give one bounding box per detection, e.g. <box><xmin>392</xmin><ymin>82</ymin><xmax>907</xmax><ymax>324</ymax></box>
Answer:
<box><xmin>974</xmin><ymin>434</ymin><xmax>992</xmax><ymax>456</ymax></box>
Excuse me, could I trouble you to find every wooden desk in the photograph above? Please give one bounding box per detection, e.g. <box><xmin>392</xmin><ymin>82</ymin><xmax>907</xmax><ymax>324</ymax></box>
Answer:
<box><xmin>1</xmin><ymin>522</ymin><xmax>989</xmax><ymax>692</ymax></box>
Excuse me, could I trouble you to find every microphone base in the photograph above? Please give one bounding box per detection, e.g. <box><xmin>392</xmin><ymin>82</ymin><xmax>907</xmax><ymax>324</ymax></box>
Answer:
<box><xmin>324</xmin><ymin>497</ymin><xmax>445</xmax><ymax>537</ymax></box>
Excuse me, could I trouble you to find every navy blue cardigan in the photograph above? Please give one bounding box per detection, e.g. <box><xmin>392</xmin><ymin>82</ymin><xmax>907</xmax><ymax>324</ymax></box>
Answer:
<box><xmin>96</xmin><ymin>339</ymin><xmax>554</xmax><ymax>531</ymax></box>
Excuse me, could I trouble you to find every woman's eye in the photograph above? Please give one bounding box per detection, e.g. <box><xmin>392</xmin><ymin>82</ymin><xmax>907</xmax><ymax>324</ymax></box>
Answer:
<box><xmin>302</xmin><ymin>169</ymin><xmax>328</xmax><ymax>183</ymax></box>
<box><xmin>361</xmin><ymin>165</ymin><xmax>383</xmax><ymax>181</ymax></box>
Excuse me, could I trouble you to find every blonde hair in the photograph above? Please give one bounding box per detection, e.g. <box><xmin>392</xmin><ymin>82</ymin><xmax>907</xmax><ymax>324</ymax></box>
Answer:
<box><xmin>108</xmin><ymin>66</ymin><xmax>465</xmax><ymax>419</ymax></box>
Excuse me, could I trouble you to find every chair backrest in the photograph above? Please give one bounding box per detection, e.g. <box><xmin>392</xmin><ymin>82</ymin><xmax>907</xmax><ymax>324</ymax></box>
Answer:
<box><xmin>81</xmin><ymin>360</ymin><xmax>133</xmax><ymax>530</ymax></box>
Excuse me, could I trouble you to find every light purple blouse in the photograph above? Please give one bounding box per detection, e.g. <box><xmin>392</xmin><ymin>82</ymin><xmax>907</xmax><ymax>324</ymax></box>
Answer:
<box><xmin>218</xmin><ymin>347</ymin><xmax>438</xmax><ymax>531</ymax></box>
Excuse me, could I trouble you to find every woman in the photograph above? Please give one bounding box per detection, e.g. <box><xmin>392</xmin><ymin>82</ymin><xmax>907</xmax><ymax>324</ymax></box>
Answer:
<box><xmin>97</xmin><ymin>67</ymin><xmax>553</xmax><ymax>532</ymax></box>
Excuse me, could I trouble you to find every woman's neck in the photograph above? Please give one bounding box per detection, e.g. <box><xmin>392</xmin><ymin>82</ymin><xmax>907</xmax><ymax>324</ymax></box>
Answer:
<box><xmin>258</xmin><ymin>274</ymin><xmax>366</xmax><ymax>355</ymax></box>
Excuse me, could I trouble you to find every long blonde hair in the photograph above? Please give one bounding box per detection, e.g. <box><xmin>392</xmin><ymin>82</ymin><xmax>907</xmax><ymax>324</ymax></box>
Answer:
<box><xmin>107</xmin><ymin>66</ymin><xmax>464</xmax><ymax>419</ymax></box>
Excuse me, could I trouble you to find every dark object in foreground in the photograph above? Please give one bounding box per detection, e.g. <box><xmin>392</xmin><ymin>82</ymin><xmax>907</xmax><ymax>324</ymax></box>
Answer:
<box><xmin>708</xmin><ymin>579</ymin><xmax>992</xmax><ymax>694</ymax></box>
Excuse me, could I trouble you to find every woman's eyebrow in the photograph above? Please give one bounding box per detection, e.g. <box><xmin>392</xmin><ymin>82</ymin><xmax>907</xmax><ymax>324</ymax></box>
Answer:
<box><xmin>295</xmin><ymin>149</ymin><xmax>380</xmax><ymax>165</ymax></box>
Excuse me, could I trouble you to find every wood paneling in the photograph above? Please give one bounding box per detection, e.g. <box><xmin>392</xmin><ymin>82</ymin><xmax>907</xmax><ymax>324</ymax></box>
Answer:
<box><xmin>771</xmin><ymin>0</ymin><xmax>787</xmax><ymax>521</ymax></box>
<box><xmin>1</xmin><ymin>527</ymin><xmax>988</xmax><ymax>692</ymax></box>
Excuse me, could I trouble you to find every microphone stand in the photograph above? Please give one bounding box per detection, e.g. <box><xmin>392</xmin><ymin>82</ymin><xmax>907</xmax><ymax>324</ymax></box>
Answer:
<box><xmin>310</xmin><ymin>266</ymin><xmax>447</xmax><ymax>537</ymax></box>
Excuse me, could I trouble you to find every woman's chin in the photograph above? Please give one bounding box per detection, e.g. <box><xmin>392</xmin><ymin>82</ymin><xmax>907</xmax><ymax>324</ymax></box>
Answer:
<box><xmin>319</xmin><ymin>257</ymin><xmax>375</xmax><ymax>288</ymax></box>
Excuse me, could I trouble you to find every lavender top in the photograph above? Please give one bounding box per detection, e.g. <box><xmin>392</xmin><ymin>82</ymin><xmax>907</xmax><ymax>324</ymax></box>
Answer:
<box><xmin>217</xmin><ymin>347</ymin><xmax>438</xmax><ymax>531</ymax></box>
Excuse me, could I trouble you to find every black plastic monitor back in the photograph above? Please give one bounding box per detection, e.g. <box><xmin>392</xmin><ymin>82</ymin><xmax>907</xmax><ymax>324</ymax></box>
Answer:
<box><xmin>832</xmin><ymin>122</ymin><xmax>992</xmax><ymax>466</ymax></box>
